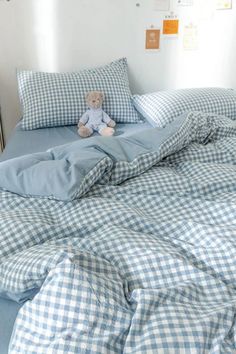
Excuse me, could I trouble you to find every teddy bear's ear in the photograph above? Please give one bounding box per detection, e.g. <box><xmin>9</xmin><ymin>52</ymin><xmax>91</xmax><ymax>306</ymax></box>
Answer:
<box><xmin>101</xmin><ymin>92</ymin><xmax>105</xmax><ymax>100</ymax></box>
<box><xmin>85</xmin><ymin>92</ymin><xmax>91</xmax><ymax>100</ymax></box>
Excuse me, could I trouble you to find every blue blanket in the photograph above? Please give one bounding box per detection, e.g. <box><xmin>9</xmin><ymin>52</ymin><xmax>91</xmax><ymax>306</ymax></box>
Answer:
<box><xmin>0</xmin><ymin>114</ymin><xmax>184</xmax><ymax>201</ymax></box>
<box><xmin>0</xmin><ymin>110</ymin><xmax>219</xmax><ymax>202</ymax></box>
<box><xmin>1</xmin><ymin>111</ymin><xmax>236</xmax><ymax>353</ymax></box>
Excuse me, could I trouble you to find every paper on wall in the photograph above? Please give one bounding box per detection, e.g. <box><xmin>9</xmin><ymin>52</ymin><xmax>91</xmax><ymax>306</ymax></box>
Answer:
<box><xmin>163</xmin><ymin>19</ymin><xmax>179</xmax><ymax>36</ymax></box>
<box><xmin>183</xmin><ymin>24</ymin><xmax>198</xmax><ymax>50</ymax></box>
<box><xmin>145</xmin><ymin>28</ymin><xmax>161</xmax><ymax>50</ymax></box>
<box><xmin>216</xmin><ymin>0</ymin><xmax>232</xmax><ymax>9</ymax></box>
<box><xmin>153</xmin><ymin>0</ymin><xmax>170</xmax><ymax>11</ymax></box>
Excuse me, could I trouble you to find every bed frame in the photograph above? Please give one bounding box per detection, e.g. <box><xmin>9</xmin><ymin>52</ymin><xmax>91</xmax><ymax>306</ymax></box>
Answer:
<box><xmin>0</xmin><ymin>107</ymin><xmax>5</xmax><ymax>152</ymax></box>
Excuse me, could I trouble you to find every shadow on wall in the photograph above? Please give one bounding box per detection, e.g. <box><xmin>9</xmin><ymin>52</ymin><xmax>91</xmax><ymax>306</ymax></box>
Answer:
<box><xmin>31</xmin><ymin>0</ymin><xmax>59</xmax><ymax>72</ymax></box>
<box><xmin>28</xmin><ymin>0</ymin><xmax>129</xmax><ymax>73</ymax></box>
<box><xmin>0</xmin><ymin>1</ymin><xmax>20</xmax><ymax>142</ymax></box>
<box><xmin>0</xmin><ymin>0</ymin><xmax>60</xmax><ymax>141</ymax></box>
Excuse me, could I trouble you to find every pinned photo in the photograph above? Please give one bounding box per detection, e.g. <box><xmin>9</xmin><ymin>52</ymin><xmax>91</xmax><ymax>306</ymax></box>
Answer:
<box><xmin>145</xmin><ymin>29</ymin><xmax>161</xmax><ymax>50</ymax></box>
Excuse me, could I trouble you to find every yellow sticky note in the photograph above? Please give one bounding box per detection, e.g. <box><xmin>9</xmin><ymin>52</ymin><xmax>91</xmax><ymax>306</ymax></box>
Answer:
<box><xmin>163</xmin><ymin>20</ymin><xmax>179</xmax><ymax>35</ymax></box>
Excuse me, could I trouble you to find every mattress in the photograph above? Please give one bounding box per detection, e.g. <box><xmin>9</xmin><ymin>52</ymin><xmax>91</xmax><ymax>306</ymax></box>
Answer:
<box><xmin>0</xmin><ymin>121</ymin><xmax>150</xmax><ymax>353</ymax></box>
<box><xmin>0</xmin><ymin>121</ymin><xmax>151</xmax><ymax>162</ymax></box>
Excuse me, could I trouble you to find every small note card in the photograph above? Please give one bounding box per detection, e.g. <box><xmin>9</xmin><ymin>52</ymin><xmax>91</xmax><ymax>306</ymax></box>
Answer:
<box><xmin>216</xmin><ymin>0</ymin><xmax>232</xmax><ymax>9</ymax></box>
<box><xmin>183</xmin><ymin>24</ymin><xmax>198</xmax><ymax>50</ymax></box>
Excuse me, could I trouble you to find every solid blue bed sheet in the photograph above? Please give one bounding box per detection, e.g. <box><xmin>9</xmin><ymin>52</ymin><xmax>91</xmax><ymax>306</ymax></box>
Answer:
<box><xmin>0</xmin><ymin>122</ymin><xmax>150</xmax><ymax>162</ymax></box>
<box><xmin>0</xmin><ymin>298</ymin><xmax>22</xmax><ymax>354</ymax></box>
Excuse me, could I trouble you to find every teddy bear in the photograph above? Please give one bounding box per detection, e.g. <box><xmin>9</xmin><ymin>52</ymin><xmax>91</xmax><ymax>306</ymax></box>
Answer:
<box><xmin>78</xmin><ymin>91</ymin><xmax>116</xmax><ymax>138</ymax></box>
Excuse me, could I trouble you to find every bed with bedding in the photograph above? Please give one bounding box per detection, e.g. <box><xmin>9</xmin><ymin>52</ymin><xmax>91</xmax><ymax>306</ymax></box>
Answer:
<box><xmin>1</xmin><ymin>110</ymin><xmax>236</xmax><ymax>353</ymax></box>
<box><xmin>2</xmin><ymin>57</ymin><xmax>236</xmax><ymax>353</ymax></box>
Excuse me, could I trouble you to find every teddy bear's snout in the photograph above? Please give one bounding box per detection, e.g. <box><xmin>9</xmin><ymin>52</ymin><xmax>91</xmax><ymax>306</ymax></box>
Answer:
<box><xmin>94</xmin><ymin>100</ymin><xmax>101</xmax><ymax>108</ymax></box>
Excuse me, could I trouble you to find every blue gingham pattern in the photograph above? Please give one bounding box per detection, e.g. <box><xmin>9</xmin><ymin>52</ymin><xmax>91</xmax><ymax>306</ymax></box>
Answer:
<box><xmin>18</xmin><ymin>58</ymin><xmax>141</xmax><ymax>130</ymax></box>
<box><xmin>132</xmin><ymin>87</ymin><xmax>236</xmax><ymax>127</ymax></box>
<box><xmin>2</xmin><ymin>112</ymin><xmax>236</xmax><ymax>352</ymax></box>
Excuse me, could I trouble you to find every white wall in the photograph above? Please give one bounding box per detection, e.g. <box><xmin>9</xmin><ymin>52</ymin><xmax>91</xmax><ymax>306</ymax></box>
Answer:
<box><xmin>125</xmin><ymin>0</ymin><xmax>236</xmax><ymax>92</ymax></box>
<box><xmin>0</xmin><ymin>0</ymin><xmax>236</xmax><ymax>141</ymax></box>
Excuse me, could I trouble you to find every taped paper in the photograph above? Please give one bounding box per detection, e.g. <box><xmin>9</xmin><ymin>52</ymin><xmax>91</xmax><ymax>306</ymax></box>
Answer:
<box><xmin>163</xmin><ymin>19</ymin><xmax>179</xmax><ymax>35</ymax></box>
<box><xmin>216</xmin><ymin>0</ymin><xmax>232</xmax><ymax>9</ymax></box>
<box><xmin>145</xmin><ymin>28</ymin><xmax>161</xmax><ymax>50</ymax></box>
<box><xmin>183</xmin><ymin>24</ymin><xmax>198</xmax><ymax>50</ymax></box>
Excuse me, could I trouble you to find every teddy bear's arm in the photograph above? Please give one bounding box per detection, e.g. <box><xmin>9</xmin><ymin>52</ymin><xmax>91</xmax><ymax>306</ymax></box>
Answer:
<box><xmin>102</xmin><ymin>111</ymin><xmax>112</xmax><ymax>124</ymax></box>
<box><xmin>79</xmin><ymin>111</ymin><xmax>90</xmax><ymax>125</ymax></box>
<box><xmin>102</xmin><ymin>111</ymin><xmax>116</xmax><ymax>128</ymax></box>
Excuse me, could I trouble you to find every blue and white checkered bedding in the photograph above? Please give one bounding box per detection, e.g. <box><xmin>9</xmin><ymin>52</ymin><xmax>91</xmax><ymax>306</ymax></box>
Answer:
<box><xmin>1</xmin><ymin>111</ymin><xmax>236</xmax><ymax>353</ymax></box>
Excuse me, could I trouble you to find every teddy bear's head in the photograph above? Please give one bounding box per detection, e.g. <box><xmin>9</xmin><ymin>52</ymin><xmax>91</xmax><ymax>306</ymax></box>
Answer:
<box><xmin>86</xmin><ymin>91</ymin><xmax>104</xmax><ymax>109</ymax></box>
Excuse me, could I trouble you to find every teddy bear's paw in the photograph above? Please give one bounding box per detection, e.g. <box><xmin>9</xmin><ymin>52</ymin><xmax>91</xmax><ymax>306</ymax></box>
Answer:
<box><xmin>100</xmin><ymin>127</ymin><xmax>115</xmax><ymax>137</ymax></box>
<box><xmin>108</xmin><ymin>119</ymin><xmax>116</xmax><ymax>128</ymax></box>
<box><xmin>78</xmin><ymin>122</ymin><xmax>84</xmax><ymax>128</ymax></box>
<box><xmin>78</xmin><ymin>126</ymin><xmax>93</xmax><ymax>138</ymax></box>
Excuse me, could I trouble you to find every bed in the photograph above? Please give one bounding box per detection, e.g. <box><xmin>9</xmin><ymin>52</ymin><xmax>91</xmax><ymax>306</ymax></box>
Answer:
<box><xmin>1</xmin><ymin>58</ymin><xmax>236</xmax><ymax>352</ymax></box>
<box><xmin>1</xmin><ymin>111</ymin><xmax>236</xmax><ymax>353</ymax></box>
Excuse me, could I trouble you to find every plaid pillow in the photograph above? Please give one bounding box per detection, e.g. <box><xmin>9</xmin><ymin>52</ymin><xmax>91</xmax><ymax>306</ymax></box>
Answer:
<box><xmin>132</xmin><ymin>88</ymin><xmax>236</xmax><ymax>127</ymax></box>
<box><xmin>18</xmin><ymin>58</ymin><xmax>141</xmax><ymax>130</ymax></box>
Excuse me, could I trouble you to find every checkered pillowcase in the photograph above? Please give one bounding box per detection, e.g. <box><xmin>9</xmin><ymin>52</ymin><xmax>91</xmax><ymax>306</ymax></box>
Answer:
<box><xmin>18</xmin><ymin>58</ymin><xmax>141</xmax><ymax>130</ymax></box>
<box><xmin>132</xmin><ymin>87</ymin><xmax>236</xmax><ymax>127</ymax></box>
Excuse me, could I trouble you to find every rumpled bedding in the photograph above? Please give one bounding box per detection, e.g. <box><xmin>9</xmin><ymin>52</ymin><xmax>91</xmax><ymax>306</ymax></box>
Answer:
<box><xmin>1</xmin><ymin>111</ymin><xmax>236</xmax><ymax>353</ymax></box>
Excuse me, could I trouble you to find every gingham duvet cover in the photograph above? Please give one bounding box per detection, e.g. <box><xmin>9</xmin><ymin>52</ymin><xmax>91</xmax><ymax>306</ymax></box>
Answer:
<box><xmin>1</xmin><ymin>111</ymin><xmax>236</xmax><ymax>353</ymax></box>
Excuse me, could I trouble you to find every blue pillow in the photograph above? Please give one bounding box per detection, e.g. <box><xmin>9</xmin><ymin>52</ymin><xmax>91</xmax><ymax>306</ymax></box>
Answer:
<box><xmin>132</xmin><ymin>88</ymin><xmax>236</xmax><ymax>127</ymax></box>
<box><xmin>18</xmin><ymin>58</ymin><xmax>141</xmax><ymax>130</ymax></box>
